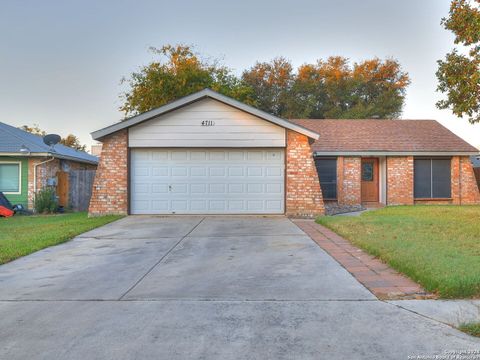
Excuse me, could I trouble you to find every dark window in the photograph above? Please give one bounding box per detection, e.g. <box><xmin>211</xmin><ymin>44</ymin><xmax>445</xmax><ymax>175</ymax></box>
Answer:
<box><xmin>414</xmin><ymin>158</ymin><xmax>451</xmax><ymax>198</ymax></box>
<box><xmin>362</xmin><ymin>162</ymin><xmax>374</xmax><ymax>181</ymax></box>
<box><xmin>315</xmin><ymin>158</ymin><xmax>337</xmax><ymax>199</ymax></box>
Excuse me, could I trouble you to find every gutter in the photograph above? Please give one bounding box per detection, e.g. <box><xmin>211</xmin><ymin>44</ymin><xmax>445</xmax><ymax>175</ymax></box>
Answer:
<box><xmin>0</xmin><ymin>152</ymin><xmax>98</xmax><ymax>165</ymax></box>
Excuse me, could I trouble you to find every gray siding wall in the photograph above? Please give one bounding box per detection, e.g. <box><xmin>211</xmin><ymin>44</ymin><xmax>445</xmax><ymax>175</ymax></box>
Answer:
<box><xmin>128</xmin><ymin>98</ymin><xmax>286</xmax><ymax>148</ymax></box>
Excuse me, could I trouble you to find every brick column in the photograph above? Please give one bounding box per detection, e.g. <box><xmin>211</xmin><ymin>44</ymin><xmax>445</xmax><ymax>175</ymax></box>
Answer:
<box><xmin>88</xmin><ymin>130</ymin><xmax>128</xmax><ymax>216</ymax></box>
<box><xmin>386</xmin><ymin>156</ymin><xmax>414</xmax><ymax>205</ymax></box>
<box><xmin>337</xmin><ymin>157</ymin><xmax>361</xmax><ymax>206</ymax></box>
<box><xmin>459</xmin><ymin>156</ymin><xmax>480</xmax><ymax>204</ymax></box>
<box><xmin>451</xmin><ymin>156</ymin><xmax>461</xmax><ymax>204</ymax></box>
<box><xmin>285</xmin><ymin>130</ymin><xmax>324</xmax><ymax>217</ymax></box>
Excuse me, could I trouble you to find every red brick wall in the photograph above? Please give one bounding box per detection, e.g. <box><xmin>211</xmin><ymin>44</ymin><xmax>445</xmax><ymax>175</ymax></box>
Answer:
<box><xmin>285</xmin><ymin>130</ymin><xmax>325</xmax><ymax>217</ymax></box>
<box><xmin>458</xmin><ymin>156</ymin><xmax>480</xmax><ymax>204</ymax></box>
<box><xmin>388</xmin><ymin>155</ymin><xmax>480</xmax><ymax>206</ymax></box>
<box><xmin>387</xmin><ymin>156</ymin><xmax>414</xmax><ymax>205</ymax></box>
<box><xmin>337</xmin><ymin>156</ymin><xmax>361</xmax><ymax>205</ymax></box>
<box><xmin>88</xmin><ymin>130</ymin><xmax>128</xmax><ymax>216</ymax></box>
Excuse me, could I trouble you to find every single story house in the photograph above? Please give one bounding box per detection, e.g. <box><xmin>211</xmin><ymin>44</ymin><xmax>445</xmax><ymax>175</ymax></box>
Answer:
<box><xmin>0</xmin><ymin>122</ymin><xmax>98</xmax><ymax>210</ymax></box>
<box><xmin>88</xmin><ymin>89</ymin><xmax>480</xmax><ymax>217</ymax></box>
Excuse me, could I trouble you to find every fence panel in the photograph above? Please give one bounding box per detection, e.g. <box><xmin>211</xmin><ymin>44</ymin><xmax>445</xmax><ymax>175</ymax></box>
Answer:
<box><xmin>68</xmin><ymin>170</ymin><xmax>96</xmax><ymax>211</ymax></box>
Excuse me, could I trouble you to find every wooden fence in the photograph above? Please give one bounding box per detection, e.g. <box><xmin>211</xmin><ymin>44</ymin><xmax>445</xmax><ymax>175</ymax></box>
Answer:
<box><xmin>57</xmin><ymin>170</ymin><xmax>96</xmax><ymax>211</ymax></box>
<box><xmin>69</xmin><ymin>170</ymin><xmax>96</xmax><ymax>211</ymax></box>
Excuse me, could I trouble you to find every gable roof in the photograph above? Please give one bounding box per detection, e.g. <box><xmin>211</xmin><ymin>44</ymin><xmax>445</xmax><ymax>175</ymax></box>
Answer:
<box><xmin>0</xmin><ymin>122</ymin><xmax>98</xmax><ymax>164</ymax></box>
<box><xmin>91</xmin><ymin>88</ymin><xmax>319</xmax><ymax>141</ymax></box>
<box><xmin>292</xmin><ymin>119</ymin><xmax>479</xmax><ymax>155</ymax></box>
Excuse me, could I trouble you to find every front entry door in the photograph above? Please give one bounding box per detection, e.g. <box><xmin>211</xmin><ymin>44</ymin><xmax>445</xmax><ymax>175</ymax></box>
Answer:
<box><xmin>361</xmin><ymin>158</ymin><xmax>379</xmax><ymax>203</ymax></box>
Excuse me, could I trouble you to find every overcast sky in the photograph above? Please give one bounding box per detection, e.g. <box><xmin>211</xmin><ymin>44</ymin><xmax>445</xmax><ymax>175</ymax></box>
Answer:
<box><xmin>1</xmin><ymin>0</ymin><xmax>479</xmax><ymax>150</ymax></box>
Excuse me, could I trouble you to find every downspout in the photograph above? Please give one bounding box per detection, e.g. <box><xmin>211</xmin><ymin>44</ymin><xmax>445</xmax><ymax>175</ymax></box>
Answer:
<box><xmin>33</xmin><ymin>156</ymin><xmax>55</xmax><ymax>197</ymax></box>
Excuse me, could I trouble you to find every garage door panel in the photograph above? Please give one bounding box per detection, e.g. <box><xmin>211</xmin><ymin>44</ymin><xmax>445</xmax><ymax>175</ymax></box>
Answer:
<box><xmin>131</xmin><ymin>149</ymin><xmax>284</xmax><ymax>214</ymax></box>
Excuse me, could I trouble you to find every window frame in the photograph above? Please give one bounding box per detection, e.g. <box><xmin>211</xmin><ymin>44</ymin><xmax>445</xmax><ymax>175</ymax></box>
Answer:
<box><xmin>314</xmin><ymin>157</ymin><xmax>338</xmax><ymax>200</ymax></box>
<box><xmin>413</xmin><ymin>157</ymin><xmax>451</xmax><ymax>199</ymax></box>
<box><xmin>0</xmin><ymin>161</ymin><xmax>22</xmax><ymax>195</ymax></box>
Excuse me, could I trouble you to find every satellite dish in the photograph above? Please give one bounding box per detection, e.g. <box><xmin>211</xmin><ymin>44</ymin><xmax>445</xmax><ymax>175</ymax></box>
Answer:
<box><xmin>43</xmin><ymin>134</ymin><xmax>61</xmax><ymax>147</ymax></box>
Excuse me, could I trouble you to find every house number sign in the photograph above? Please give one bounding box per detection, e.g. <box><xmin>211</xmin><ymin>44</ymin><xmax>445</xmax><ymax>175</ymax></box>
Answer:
<box><xmin>201</xmin><ymin>120</ymin><xmax>215</xmax><ymax>126</ymax></box>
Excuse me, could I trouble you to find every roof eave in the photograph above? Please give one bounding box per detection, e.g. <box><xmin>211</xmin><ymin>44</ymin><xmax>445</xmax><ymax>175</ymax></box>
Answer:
<box><xmin>314</xmin><ymin>151</ymin><xmax>479</xmax><ymax>156</ymax></box>
<box><xmin>91</xmin><ymin>89</ymin><xmax>320</xmax><ymax>141</ymax></box>
<box><xmin>0</xmin><ymin>152</ymin><xmax>98</xmax><ymax>165</ymax></box>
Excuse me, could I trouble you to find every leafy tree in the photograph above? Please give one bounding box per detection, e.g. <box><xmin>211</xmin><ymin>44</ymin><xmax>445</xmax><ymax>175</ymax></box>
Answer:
<box><xmin>437</xmin><ymin>0</ymin><xmax>480</xmax><ymax>124</ymax></box>
<box><xmin>20</xmin><ymin>124</ymin><xmax>46</xmax><ymax>136</ymax></box>
<box><xmin>241</xmin><ymin>57</ymin><xmax>296</xmax><ymax>117</ymax></box>
<box><xmin>20</xmin><ymin>125</ymin><xmax>86</xmax><ymax>151</ymax></box>
<box><xmin>120</xmin><ymin>44</ymin><xmax>409</xmax><ymax>119</ymax></box>
<box><xmin>120</xmin><ymin>45</ymin><xmax>255</xmax><ymax>117</ymax></box>
<box><xmin>242</xmin><ymin>56</ymin><xmax>409</xmax><ymax>118</ymax></box>
<box><xmin>60</xmin><ymin>134</ymin><xmax>86</xmax><ymax>151</ymax></box>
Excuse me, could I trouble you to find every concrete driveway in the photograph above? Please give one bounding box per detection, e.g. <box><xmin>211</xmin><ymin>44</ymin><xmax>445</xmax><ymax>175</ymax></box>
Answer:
<box><xmin>0</xmin><ymin>216</ymin><xmax>477</xmax><ymax>359</ymax></box>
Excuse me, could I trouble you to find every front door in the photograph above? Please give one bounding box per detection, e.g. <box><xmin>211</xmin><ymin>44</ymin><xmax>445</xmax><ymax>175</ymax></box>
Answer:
<box><xmin>361</xmin><ymin>158</ymin><xmax>379</xmax><ymax>203</ymax></box>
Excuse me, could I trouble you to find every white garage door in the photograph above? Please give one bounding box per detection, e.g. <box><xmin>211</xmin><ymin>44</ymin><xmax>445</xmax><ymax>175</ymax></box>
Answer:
<box><xmin>131</xmin><ymin>149</ymin><xmax>285</xmax><ymax>214</ymax></box>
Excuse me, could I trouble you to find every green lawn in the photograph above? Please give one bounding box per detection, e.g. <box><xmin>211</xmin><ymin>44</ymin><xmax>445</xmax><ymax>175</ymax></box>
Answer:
<box><xmin>0</xmin><ymin>212</ymin><xmax>123</xmax><ymax>264</ymax></box>
<box><xmin>458</xmin><ymin>323</ymin><xmax>480</xmax><ymax>337</ymax></box>
<box><xmin>317</xmin><ymin>206</ymin><xmax>480</xmax><ymax>298</ymax></box>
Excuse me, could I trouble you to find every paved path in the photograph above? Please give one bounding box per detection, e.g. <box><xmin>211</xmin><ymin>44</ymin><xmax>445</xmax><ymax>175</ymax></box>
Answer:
<box><xmin>0</xmin><ymin>216</ymin><xmax>478</xmax><ymax>359</ymax></box>
<box><xmin>294</xmin><ymin>219</ymin><xmax>432</xmax><ymax>299</ymax></box>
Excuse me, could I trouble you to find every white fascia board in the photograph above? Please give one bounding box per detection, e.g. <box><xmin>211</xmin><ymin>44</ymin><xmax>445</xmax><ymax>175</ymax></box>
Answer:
<box><xmin>314</xmin><ymin>151</ymin><xmax>479</xmax><ymax>156</ymax></box>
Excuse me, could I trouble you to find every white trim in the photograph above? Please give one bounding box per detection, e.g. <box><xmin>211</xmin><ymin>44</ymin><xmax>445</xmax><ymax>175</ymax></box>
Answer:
<box><xmin>0</xmin><ymin>160</ymin><xmax>22</xmax><ymax>195</ymax></box>
<box><xmin>314</xmin><ymin>151</ymin><xmax>478</xmax><ymax>156</ymax></box>
<box><xmin>378</xmin><ymin>157</ymin><xmax>387</xmax><ymax>205</ymax></box>
<box><xmin>91</xmin><ymin>89</ymin><xmax>320</xmax><ymax>141</ymax></box>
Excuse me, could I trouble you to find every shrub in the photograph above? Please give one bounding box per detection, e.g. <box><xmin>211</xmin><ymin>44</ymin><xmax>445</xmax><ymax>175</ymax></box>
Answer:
<box><xmin>34</xmin><ymin>188</ymin><xmax>58</xmax><ymax>214</ymax></box>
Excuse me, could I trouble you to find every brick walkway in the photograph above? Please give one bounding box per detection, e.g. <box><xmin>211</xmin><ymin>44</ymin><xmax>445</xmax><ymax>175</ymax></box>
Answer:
<box><xmin>293</xmin><ymin>219</ymin><xmax>434</xmax><ymax>300</ymax></box>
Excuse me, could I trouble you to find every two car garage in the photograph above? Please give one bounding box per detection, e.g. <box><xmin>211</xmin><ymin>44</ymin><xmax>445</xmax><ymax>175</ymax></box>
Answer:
<box><xmin>90</xmin><ymin>89</ymin><xmax>322</xmax><ymax>216</ymax></box>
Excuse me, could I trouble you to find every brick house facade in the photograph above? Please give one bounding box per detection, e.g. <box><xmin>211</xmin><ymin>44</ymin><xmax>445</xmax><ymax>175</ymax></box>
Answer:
<box><xmin>88</xmin><ymin>89</ymin><xmax>480</xmax><ymax>217</ymax></box>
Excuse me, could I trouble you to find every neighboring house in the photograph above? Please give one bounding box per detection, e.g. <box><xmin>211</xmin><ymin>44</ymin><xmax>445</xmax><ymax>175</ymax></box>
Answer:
<box><xmin>471</xmin><ymin>155</ymin><xmax>480</xmax><ymax>168</ymax></box>
<box><xmin>471</xmin><ymin>155</ymin><xmax>480</xmax><ymax>189</ymax></box>
<box><xmin>0</xmin><ymin>122</ymin><xmax>98</xmax><ymax>210</ymax></box>
<box><xmin>88</xmin><ymin>89</ymin><xmax>480</xmax><ymax>217</ymax></box>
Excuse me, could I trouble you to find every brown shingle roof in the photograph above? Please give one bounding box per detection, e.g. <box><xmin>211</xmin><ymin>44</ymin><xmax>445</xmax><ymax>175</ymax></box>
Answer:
<box><xmin>291</xmin><ymin>119</ymin><xmax>478</xmax><ymax>154</ymax></box>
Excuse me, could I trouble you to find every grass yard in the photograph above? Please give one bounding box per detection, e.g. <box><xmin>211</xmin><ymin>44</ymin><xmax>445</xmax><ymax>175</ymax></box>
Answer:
<box><xmin>317</xmin><ymin>206</ymin><xmax>480</xmax><ymax>298</ymax></box>
<box><xmin>458</xmin><ymin>323</ymin><xmax>480</xmax><ymax>337</ymax></box>
<box><xmin>0</xmin><ymin>212</ymin><xmax>123</xmax><ymax>264</ymax></box>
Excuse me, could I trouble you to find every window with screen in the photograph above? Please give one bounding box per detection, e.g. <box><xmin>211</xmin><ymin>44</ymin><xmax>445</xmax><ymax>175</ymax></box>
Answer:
<box><xmin>414</xmin><ymin>158</ymin><xmax>451</xmax><ymax>198</ymax></box>
<box><xmin>0</xmin><ymin>162</ymin><xmax>21</xmax><ymax>193</ymax></box>
<box><xmin>315</xmin><ymin>158</ymin><xmax>337</xmax><ymax>199</ymax></box>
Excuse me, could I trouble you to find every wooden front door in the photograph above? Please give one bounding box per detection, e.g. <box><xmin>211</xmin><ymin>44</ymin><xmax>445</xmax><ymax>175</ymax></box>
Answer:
<box><xmin>361</xmin><ymin>158</ymin><xmax>379</xmax><ymax>203</ymax></box>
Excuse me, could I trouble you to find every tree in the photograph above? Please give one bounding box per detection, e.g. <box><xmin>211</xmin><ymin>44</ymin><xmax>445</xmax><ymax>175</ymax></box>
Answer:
<box><xmin>241</xmin><ymin>57</ymin><xmax>296</xmax><ymax>117</ymax></box>
<box><xmin>120</xmin><ymin>44</ymin><xmax>255</xmax><ymax>117</ymax></box>
<box><xmin>20</xmin><ymin>125</ymin><xmax>86</xmax><ymax>151</ymax></box>
<box><xmin>437</xmin><ymin>0</ymin><xmax>480</xmax><ymax>124</ymax></box>
<box><xmin>242</xmin><ymin>56</ymin><xmax>409</xmax><ymax>119</ymax></box>
<box><xmin>120</xmin><ymin>44</ymin><xmax>410</xmax><ymax>119</ymax></box>
<box><xmin>20</xmin><ymin>124</ymin><xmax>46</xmax><ymax>136</ymax></box>
<box><xmin>60</xmin><ymin>134</ymin><xmax>86</xmax><ymax>151</ymax></box>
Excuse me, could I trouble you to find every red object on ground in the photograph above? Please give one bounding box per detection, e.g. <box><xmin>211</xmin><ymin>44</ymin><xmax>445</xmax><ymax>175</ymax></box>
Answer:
<box><xmin>0</xmin><ymin>206</ymin><xmax>14</xmax><ymax>217</ymax></box>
